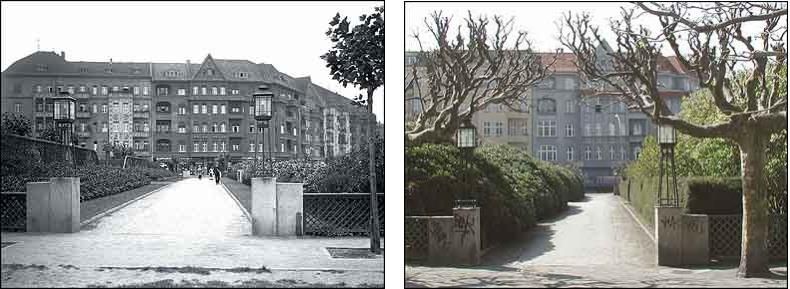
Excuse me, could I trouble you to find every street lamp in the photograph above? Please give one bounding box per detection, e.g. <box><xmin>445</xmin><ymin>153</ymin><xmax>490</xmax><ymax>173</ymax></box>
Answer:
<box><xmin>253</xmin><ymin>85</ymin><xmax>273</xmax><ymax>176</ymax></box>
<box><xmin>53</xmin><ymin>91</ymin><xmax>77</xmax><ymax>168</ymax></box>
<box><xmin>656</xmin><ymin>123</ymin><xmax>679</xmax><ymax>207</ymax></box>
<box><xmin>455</xmin><ymin>118</ymin><xmax>478</xmax><ymax>208</ymax></box>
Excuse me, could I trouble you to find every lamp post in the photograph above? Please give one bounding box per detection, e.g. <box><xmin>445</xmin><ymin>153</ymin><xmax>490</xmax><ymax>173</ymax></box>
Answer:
<box><xmin>656</xmin><ymin>123</ymin><xmax>679</xmax><ymax>207</ymax></box>
<box><xmin>455</xmin><ymin>117</ymin><xmax>478</xmax><ymax>208</ymax></box>
<box><xmin>53</xmin><ymin>91</ymin><xmax>77</xmax><ymax>168</ymax></box>
<box><xmin>253</xmin><ymin>85</ymin><xmax>273</xmax><ymax>176</ymax></box>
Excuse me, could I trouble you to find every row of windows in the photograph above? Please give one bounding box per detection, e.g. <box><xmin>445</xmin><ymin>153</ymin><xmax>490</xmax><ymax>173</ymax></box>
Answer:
<box><xmin>33</xmin><ymin>85</ymin><xmax>149</xmax><ymax>96</ymax></box>
<box><xmin>537</xmin><ymin>145</ymin><xmax>642</xmax><ymax>161</ymax></box>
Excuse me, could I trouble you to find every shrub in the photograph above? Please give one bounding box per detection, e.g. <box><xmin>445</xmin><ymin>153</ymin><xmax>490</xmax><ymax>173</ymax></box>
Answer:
<box><xmin>685</xmin><ymin>177</ymin><xmax>742</xmax><ymax>215</ymax></box>
<box><xmin>406</xmin><ymin>143</ymin><xmax>585</xmax><ymax>247</ymax></box>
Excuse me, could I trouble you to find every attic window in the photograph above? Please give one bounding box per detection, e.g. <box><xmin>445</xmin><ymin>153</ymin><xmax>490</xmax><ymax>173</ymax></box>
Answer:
<box><xmin>79</xmin><ymin>67</ymin><xmax>88</xmax><ymax>73</ymax></box>
<box><xmin>206</xmin><ymin>69</ymin><xmax>214</xmax><ymax>76</ymax></box>
<box><xmin>36</xmin><ymin>64</ymin><xmax>48</xmax><ymax>72</ymax></box>
<box><xmin>278</xmin><ymin>75</ymin><xmax>285</xmax><ymax>81</ymax></box>
<box><xmin>238</xmin><ymin>72</ymin><xmax>249</xmax><ymax>78</ymax></box>
<box><xmin>166</xmin><ymin>70</ymin><xmax>178</xmax><ymax>77</ymax></box>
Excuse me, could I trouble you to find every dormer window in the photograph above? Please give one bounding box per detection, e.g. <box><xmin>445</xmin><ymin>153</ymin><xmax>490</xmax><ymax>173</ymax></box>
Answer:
<box><xmin>166</xmin><ymin>70</ymin><xmax>178</xmax><ymax>77</ymax></box>
<box><xmin>206</xmin><ymin>69</ymin><xmax>214</xmax><ymax>76</ymax></box>
<box><xmin>238</xmin><ymin>72</ymin><xmax>249</xmax><ymax>78</ymax></box>
<box><xmin>36</xmin><ymin>64</ymin><xmax>48</xmax><ymax>72</ymax></box>
<box><xmin>79</xmin><ymin>67</ymin><xmax>88</xmax><ymax>73</ymax></box>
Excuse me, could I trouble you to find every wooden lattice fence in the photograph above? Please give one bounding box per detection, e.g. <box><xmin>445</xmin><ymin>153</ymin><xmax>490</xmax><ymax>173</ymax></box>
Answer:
<box><xmin>302</xmin><ymin>193</ymin><xmax>384</xmax><ymax>237</ymax></box>
<box><xmin>1</xmin><ymin>192</ymin><xmax>26</xmax><ymax>232</ymax></box>
<box><xmin>709</xmin><ymin>214</ymin><xmax>787</xmax><ymax>259</ymax></box>
<box><xmin>405</xmin><ymin>216</ymin><xmax>429</xmax><ymax>260</ymax></box>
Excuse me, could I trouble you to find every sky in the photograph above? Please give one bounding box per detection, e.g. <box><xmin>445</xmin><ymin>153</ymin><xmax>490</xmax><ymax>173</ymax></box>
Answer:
<box><xmin>405</xmin><ymin>2</ymin><xmax>780</xmax><ymax>59</ymax></box>
<box><xmin>1</xmin><ymin>1</ymin><xmax>384</xmax><ymax>122</ymax></box>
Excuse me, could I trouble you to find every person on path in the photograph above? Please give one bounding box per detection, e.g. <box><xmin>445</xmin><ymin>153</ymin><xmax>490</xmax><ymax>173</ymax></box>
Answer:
<box><xmin>213</xmin><ymin>166</ymin><xmax>222</xmax><ymax>185</ymax></box>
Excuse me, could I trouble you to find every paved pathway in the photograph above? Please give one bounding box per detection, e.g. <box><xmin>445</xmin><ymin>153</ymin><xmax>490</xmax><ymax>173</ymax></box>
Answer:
<box><xmin>84</xmin><ymin>177</ymin><xmax>250</xmax><ymax>237</ymax></box>
<box><xmin>2</xmin><ymin>177</ymin><xmax>383</xmax><ymax>287</ymax></box>
<box><xmin>406</xmin><ymin>193</ymin><xmax>787</xmax><ymax>287</ymax></box>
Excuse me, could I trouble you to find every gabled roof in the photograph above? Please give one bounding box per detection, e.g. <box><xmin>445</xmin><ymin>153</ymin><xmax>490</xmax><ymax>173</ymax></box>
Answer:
<box><xmin>192</xmin><ymin>54</ymin><xmax>227</xmax><ymax>81</ymax></box>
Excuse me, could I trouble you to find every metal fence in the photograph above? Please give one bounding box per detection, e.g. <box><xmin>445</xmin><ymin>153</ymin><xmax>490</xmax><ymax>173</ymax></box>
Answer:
<box><xmin>709</xmin><ymin>214</ymin><xmax>787</xmax><ymax>259</ymax></box>
<box><xmin>405</xmin><ymin>216</ymin><xmax>429</xmax><ymax>260</ymax></box>
<box><xmin>1</xmin><ymin>134</ymin><xmax>99</xmax><ymax>166</ymax></box>
<box><xmin>302</xmin><ymin>193</ymin><xmax>384</xmax><ymax>237</ymax></box>
<box><xmin>1</xmin><ymin>192</ymin><xmax>26</xmax><ymax>232</ymax></box>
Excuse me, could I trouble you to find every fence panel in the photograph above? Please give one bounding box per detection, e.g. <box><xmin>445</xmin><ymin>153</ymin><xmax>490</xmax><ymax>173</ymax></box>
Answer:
<box><xmin>303</xmin><ymin>193</ymin><xmax>384</xmax><ymax>237</ymax></box>
<box><xmin>1</xmin><ymin>192</ymin><xmax>26</xmax><ymax>232</ymax></box>
<box><xmin>709</xmin><ymin>214</ymin><xmax>787</xmax><ymax>260</ymax></box>
<box><xmin>405</xmin><ymin>216</ymin><xmax>429</xmax><ymax>260</ymax></box>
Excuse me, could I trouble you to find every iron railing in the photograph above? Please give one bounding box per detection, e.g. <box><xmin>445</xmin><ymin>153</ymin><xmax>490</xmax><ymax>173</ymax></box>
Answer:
<box><xmin>1</xmin><ymin>192</ymin><xmax>26</xmax><ymax>232</ymax></box>
<box><xmin>302</xmin><ymin>193</ymin><xmax>384</xmax><ymax>237</ymax></box>
<box><xmin>1</xmin><ymin>134</ymin><xmax>99</xmax><ymax>166</ymax></box>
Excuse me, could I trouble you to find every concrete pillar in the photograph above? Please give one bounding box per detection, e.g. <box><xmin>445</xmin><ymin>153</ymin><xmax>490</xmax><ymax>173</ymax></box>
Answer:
<box><xmin>452</xmin><ymin>207</ymin><xmax>481</xmax><ymax>265</ymax></box>
<box><xmin>681</xmin><ymin>214</ymin><xmax>709</xmax><ymax>265</ymax></box>
<box><xmin>276</xmin><ymin>182</ymin><xmax>303</xmax><ymax>235</ymax></box>
<box><xmin>251</xmin><ymin>177</ymin><xmax>277</xmax><ymax>236</ymax></box>
<box><xmin>427</xmin><ymin>216</ymin><xmax>454</xmax><ymax>264</ymax></box>
<box><xmin>26</xmin><ymin>182</ymin><xmax>52</xmax><ymax>232</ymax></box>
<box><xmin>655</xmin><ymin>206</ymin><xmax>683</xmax><ymax>266</ymax></box>
<box><xmin>25</xmin><ymin>178</ymin><xmax>80</xmax><ymax>233</ymax></box>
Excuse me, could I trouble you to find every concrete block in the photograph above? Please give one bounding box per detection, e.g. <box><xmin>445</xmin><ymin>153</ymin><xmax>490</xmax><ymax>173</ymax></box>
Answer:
<box><xmin>655</xmin><ymin>206</ymin><xmax>683</xmax><ymax>266</ymax></box>
<box><xmin>427</xmin><ymin>216</ymin><xmax>454</xmax><ymax>264</ymax></box>
<box><xmin>681</xmin><ymin>214</ymin><xmax>709</xmax><ymax>265</ymax></box>
<box><xmin>276</xmin><ymin>182</ymin><xmax>303</xmax><ymax>236</ymax></box>
<box><xmin>452</xmin><ymin>207</ymin><xmax>481</xmax><ymax>265</ymax></box>
<box><xmin>49</xmin><ymin>177</ymin><xmax>80</xmax><ymax>233</ymax></box>
<box><xmin>251</xmin><ymin>177</ymin><xmax>277</xmax><ymax>236</ymax></box>
<box><xmin>26</xmin><ymin>182</ymin><xmax>51</xmax><ymax>232</ymax></box>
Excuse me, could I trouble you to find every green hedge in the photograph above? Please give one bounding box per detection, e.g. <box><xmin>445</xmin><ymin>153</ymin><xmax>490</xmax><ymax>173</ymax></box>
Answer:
<box><xmin>406</xmin><ymin>143</ymin><xmax>584</xmax><ymax>246</ymax></box>
<box><xmin>1</xmin><ymin>161</ymin><xmax>175</xmax><ymax>202</ymax></box>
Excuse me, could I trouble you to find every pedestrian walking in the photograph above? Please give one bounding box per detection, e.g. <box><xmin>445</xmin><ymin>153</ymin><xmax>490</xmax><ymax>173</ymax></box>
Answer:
<box><xmin>213</xmin><ymin>166</ymin><xmax>222</xmax><ymax>185</ymax></box>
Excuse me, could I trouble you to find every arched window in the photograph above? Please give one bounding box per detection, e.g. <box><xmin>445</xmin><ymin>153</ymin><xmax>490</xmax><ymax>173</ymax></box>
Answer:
<box><xmin>537</xmin><ymin>98</ymin><xmax>556</xmax><ymax>113</ymax></box>
<box><xmin>156</xmin><ymin>139</ymin><xmax>171</xmax><ymax>152</ymax></box>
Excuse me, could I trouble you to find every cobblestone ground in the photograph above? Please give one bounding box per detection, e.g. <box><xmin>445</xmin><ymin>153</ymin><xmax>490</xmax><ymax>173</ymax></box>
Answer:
<box><xmin>1</xmin><ymin>178</ymin><xmax>383</xmax><ymax>288</ymax></box>
<box><xmin>406</xmin><ymin>193</ymin><xmax>787</xmax><ymax>288</ymax></box>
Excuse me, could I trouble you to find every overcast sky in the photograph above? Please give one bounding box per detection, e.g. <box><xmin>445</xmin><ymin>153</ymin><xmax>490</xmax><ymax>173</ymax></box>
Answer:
<box><xmin>1</xmin><ymin>1</ymin><xmax>384</xmax><ymax>122</ymax></box>
<box><xmin>405</xmin><ymin>2</ymin><xmax>779</xmax><ymax>58</ymax></box>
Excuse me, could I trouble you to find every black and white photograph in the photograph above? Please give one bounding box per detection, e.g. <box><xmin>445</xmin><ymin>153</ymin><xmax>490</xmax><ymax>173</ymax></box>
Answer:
<box><xmin>1</xmin><ymin>1</ymin><xmax>384</xmax><ymax>287</ymax></box>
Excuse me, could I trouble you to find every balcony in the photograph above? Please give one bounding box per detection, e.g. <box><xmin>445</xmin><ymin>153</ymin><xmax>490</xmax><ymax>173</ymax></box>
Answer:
<box><xmin>75</xmin><ymin>131</ymin><xmax>91</xmax><ymax>138</ymax></box>
<box><xmin>76</xmin><ymin>112</ymin><xmax>91</xmax><ymax>119</ymax></box>
<box><xmin>133</xmin><ymin>112</ymin><xmax>149</xmax><ymax>119</ymax></box>
<box><xmin>133</xmin><ymin>132</ymin><xmax>150</xmax><ymax>138</ymax></box>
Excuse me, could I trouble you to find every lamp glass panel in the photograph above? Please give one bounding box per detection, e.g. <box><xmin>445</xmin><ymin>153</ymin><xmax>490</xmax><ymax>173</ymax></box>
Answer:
<box><xmin>458</xmin><ymin>127</ymin><xmax>476</xmax><ymax>148</ymax></box>
<box><xmin>658</xmin><ymin>124</ymin><xmax>675</xmax><ymax>144</ymax></box>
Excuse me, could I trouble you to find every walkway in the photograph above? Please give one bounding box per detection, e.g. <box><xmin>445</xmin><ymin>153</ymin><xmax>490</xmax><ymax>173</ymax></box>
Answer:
<box><xmin>84</xmin><ymin>177</ymin><xmax>250</xmax><ymax>237</ymax></box>
<box><xmin>406</xmin><ymin>193</ymin><xmax>787</xmax><ymax>287</ymax></box>
<box><xmin>1</xmin><ymin>177</ymin><xmax>383</xmax><ymax>287</ymax></box>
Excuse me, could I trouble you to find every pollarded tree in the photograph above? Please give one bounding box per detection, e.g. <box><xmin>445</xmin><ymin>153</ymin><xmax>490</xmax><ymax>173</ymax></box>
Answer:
<box><xmin>321</xmin><ymin>5</ymin><xmax>384</xmax><ymax>254</ymax></box>
<box><xmin>406</xmin><ymin>11</ymin><xmax>557</xmax><ymax>144</ymax></box>
<box><xmin>559</xmin><ymin>2</ymin><xmax>787</xmax><ymax>277</ymax></box>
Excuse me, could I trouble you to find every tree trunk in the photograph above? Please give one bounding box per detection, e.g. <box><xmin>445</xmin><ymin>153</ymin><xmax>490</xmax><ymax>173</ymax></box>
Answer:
<box><xmin>367</xmin><ymin>89</ymin><xmax>381</xmax><ymax>254</ymax></box>
<box><xmin>737</xmin><ymin>130</ymin><xmax>770</xmax><ymax>278</ymax></box>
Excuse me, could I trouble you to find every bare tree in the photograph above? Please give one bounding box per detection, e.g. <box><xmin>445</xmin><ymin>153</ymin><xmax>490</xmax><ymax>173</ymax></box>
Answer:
<box><xmin>406</xmin><ymin>11</ymin><xmax>557</xmax><ymax>143</ymax></box>
<box><xmin>560</xmin><ymin>2</ymin><xmax>787</xmax><ymax>277</ymax></box>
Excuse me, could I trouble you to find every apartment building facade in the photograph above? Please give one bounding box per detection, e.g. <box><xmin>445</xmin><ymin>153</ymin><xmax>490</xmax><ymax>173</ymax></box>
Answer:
<box><xmin>405</xmin><ymin>50</ymin><xmax>695</xmax><ymax>188</ymax></box>
<box><xmin>1</xmin><ymin>51</ymin><xmax>370</xmax><ymax>168</ymax></box>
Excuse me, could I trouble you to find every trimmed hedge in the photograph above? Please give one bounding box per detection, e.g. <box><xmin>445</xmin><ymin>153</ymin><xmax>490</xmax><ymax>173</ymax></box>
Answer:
<box><xmin>406</xmin><ymin>143</ymin><xmax>584</xmax><ymax>247</ymax></box>
<box><xmin>1</xmin><ymin>161</ymin><xmax>175</xmax><ymax>202</ymax></box>
<box><xmin>685</xmin><ymin>177</ymin><xmax>742</xmax><ymax>214</ymax></box>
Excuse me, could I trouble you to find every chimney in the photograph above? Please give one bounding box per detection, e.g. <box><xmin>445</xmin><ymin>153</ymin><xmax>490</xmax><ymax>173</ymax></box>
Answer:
<box><xmin>186</xmin><ymin>60</ymin><xmax>191</xmax><ymax>75</ymax></box>
<box><xmin>60</xmin><ymin>51</ymin><xmax>65</xmax><ymax>59</ymax></box>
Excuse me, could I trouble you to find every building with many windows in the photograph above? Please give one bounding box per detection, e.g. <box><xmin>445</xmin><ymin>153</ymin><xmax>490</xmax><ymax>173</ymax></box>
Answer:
<box><xmin>405</xmin><ymin>48</ymin><xmax>695</xmax><ymax>189</ymax></box>
<box><xmin>1</xmin><ymin>51</ymin><xmax>371</xmax><ymax>169</ymax></box>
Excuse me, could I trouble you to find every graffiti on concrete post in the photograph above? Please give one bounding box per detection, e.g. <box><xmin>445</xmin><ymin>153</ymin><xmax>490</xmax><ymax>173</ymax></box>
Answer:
<box><xmin>684</xmin><ymin>219</ymin><xmax>704</xmax><ymax>234</ymax></box>
<box><xmin>453</xmin><ymin>213</ymin><xmax>475</xmax><ymax>246</ymax></box>
<box><xmin>660</xmin><ymin>215</ymin><xmax>679</xmax><ymax>230</ymax></box>
<box><xmin>430</xmin><ymin>221</ymin><xmax>449</xmax><ymax>248</ymax></box>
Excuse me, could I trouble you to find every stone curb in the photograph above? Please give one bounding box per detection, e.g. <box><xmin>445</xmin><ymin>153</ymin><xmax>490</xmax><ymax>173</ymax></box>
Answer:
<box><xmin>220</xmin><ymin>181</ymin><xmax>252</xmax><ymax>222</ymax></box>
<box><xmin>618</xmin><ymin>197</ymin><xmax>656</xmax><ymax>244</ymax></box>
<box><xmin>80</xmin><ymin>182</ymin><xmax>175</xmax><ymax>228</ymax></box>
